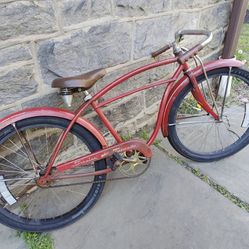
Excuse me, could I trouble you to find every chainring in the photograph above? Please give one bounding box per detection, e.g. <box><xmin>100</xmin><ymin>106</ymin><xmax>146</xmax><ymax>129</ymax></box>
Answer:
<box><xmin>118</xmin><ymin>150</ymin><xmax>151</xmax><ymax>177</ymax></box>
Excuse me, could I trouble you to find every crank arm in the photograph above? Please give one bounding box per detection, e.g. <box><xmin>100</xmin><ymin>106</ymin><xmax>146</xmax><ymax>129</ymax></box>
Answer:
<box><xmin>54</xmin><ymin>139</ymin><xmax>152</xmax><ymax>173</ymax></box>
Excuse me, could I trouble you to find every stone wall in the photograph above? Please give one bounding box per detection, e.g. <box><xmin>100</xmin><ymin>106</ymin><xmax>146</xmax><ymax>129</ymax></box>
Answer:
<box><xmin>0</xmin><ymin>0</ymin><xmax>233</xmax><ymax>139</ymax></box>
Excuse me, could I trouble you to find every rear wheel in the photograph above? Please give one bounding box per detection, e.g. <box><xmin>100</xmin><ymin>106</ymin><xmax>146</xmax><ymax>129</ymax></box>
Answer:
<box><xmin>0</xmin><ymin>117</ymin><xmax>106</xmax><ymax>231</ymax></box>
<box><xmin>168</xmin><ymin>67</ymin><xmax>249</xmax><ymax>162</ymax></box>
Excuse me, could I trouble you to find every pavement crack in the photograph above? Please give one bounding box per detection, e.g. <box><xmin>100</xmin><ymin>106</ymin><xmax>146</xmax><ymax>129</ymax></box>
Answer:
<box><xmin>155</xmin><ymin>144</ymin><xmax>249</xmax><ymax>214</ymax></box>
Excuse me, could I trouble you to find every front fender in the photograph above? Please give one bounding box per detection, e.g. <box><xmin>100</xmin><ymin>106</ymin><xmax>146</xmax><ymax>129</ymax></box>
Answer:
<box><xmin>0</xmin><ymin>107</ymin><xmax>107</xmax><ymax>148</ymax></box>
<box><xmin>161</xmin><ymin>58</ymin><xmax>245</xmax><ymax>137</ymax></box>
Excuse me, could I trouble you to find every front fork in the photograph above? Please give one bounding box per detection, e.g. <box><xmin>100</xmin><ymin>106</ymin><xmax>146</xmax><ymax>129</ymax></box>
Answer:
<box><xmin>185</xmin><ymin>69</ymin><xmax>219</xmax><ymax>120</ymax></box>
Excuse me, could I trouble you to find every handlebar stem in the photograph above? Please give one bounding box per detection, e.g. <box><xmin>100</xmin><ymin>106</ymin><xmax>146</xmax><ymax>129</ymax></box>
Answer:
<box><xmin>172</xmin><ymin>42</ymin><xmax>182</xmax><ymax>56</ymax></box>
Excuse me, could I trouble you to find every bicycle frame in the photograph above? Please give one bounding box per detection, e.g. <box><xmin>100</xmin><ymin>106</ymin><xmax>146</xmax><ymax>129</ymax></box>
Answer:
<box><xmin>1</xmin><ymin>55</ymin><xmax>243</xmax><ymax>184</ymax></box>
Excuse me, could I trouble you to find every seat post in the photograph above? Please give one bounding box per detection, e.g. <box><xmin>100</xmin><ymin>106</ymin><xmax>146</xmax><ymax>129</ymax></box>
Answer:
<box><xmin>60</xmin><ymin>88</ymin><xmax>73</xmax><ymax>107</ymax></box>
<box><xmin>84</xmin><ymin>90</ymin><xmax>92</xmax><ymax>102</ymax></box>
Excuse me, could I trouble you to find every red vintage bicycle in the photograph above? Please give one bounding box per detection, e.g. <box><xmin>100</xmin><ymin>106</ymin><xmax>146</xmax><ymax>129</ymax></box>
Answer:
<box><xmin>0</xmin><ymin>30</ymin><xmax>248</xmax><ymax>232</ymax></box>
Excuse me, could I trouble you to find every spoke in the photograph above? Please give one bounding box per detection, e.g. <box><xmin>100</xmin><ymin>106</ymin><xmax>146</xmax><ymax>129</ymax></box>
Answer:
<box><xmin>5</xmin><ymin>173</ymin><xmax>35</xmax><ymax>187</ymax></box>
<box><xmin>176</xmin><ymin>126</ymin><xmax>198</xmax><ymax>145</ymax></box>
<box><xmin>12</xmin><ymin>123</ymin><xmax>37</xmax><ymax>172</ymax></box>
<box><xmin>45</xmin><ymin>128</ymin><xmax>64</xmax><ymax>165</ymax></box>
<box><xmin>0</xmin><ymin>162</ymin><xmax>27</xmax><ymax>172</ymax></box>
<box><xmin>1</xmin><ymin>177</ymin><xmax>35</xmax><ymax>182</ymax></box>
<box><xmin>8</xmin><ymin>138</ymin><xmax>27</xmax><ymax>157</ymax></box>
<box><xmin>199</xmin><ymin>123</ymin><xmax>212</xmax><ymax>152</ymax></box>
<box><xmin>17</xmin><ymin>192</ymin><xmax>37</xmax><ymax>218</ymax></box>
<box><xmin>50</xmin><ymin>188</ymin><xmax>64</xmax><ymax>204</ymax></box>
<box><xmin>0</xmin><ymin>144</ymin><xmax>39</xmax><ymax>166</ymax></box>
<box><xmin>14</xmin><ymin>184</ymin><xmax>37</xmax><ymax>198</ymax></box>
<box><xmin>0</xmin><ymin>169</ymin><xmax>29</xmax><ymax>174</ymax></box>
<box><xmin>0</xmin><ymin>155</ymin><xmax>26</xmax><ymax>173</ymax></box>
<box><xmin>182</xmin><ymin>130</ymin><xmax>202</xmax><ymax>148</ymax></box>
<box><xmin>216</xmin><ymin>125</ymin><xmax>224</xmax><ymax>150</ymax></box>
<box><xmin>24</xmin><ymin>130</ymin><xmax>41</xmax><ymax>165</ymax></box>
<box><xmin>6</xmin><ymin>182</ymin><xmax>36</xmax><ymax>187</ymax></box>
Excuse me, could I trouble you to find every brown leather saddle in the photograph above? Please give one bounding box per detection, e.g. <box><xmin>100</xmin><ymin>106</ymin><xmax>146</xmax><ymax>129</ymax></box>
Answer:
<box><xmin>51</xmin><ymin>68</ymin><xmax>106</xmax><ymax>90</ymax></box>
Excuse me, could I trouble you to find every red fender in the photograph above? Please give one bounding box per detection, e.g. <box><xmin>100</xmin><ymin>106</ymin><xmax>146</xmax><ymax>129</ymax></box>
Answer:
<box><xmin>0</xmin><ymin>107</ymin><xmax>107</xmax><ymax>148</ymax></box>
<box><xmin>161</xmin><ymin>58</ymin><xmax>245</xmax><ymax>137</ymax></box>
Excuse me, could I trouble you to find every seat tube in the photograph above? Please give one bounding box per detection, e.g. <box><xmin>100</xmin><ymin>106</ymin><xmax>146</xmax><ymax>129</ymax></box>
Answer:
<box><xmin>91</xmin><ymin>101</ymin><xmax>123</xmax><ymax>143</ymax></box>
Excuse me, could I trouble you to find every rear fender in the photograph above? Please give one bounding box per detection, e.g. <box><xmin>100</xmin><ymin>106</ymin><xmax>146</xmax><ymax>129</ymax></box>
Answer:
<box><xmin>0</xmin><ymin>107</ymin><xmax>107</xmax><ymax>147</ymax></box>
<box><xmin>161</xmin><ymin>58</ymin><xmax>245</xmax><ymax>136</ymax></box>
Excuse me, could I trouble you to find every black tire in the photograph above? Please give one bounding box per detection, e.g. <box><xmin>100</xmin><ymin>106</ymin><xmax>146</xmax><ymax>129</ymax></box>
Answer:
<box><xmin>0</xmin><ymin>117</ymin><xmax>106</xmax><ymax>231</ymax></box>
<box><xmin>168</xmin><ymin>67</ymin><xmax>249</xmax><ymax>162</ymax></box>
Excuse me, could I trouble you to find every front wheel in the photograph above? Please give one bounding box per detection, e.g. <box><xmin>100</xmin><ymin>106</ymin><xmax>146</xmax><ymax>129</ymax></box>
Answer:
<box><xmin>168</xmin><ymin>67</ymin><xmax>249</xmax><ymax>162</ymax></box>
<box><xmin>0</xmin><ymin>116</ymin><xmax>107</xmax><ymax>231</ymax></box>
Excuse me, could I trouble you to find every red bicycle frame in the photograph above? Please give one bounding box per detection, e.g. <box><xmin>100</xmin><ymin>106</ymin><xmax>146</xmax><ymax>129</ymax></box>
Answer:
<box><xmin>0</xmin><ymin>51</ymin><xmax>243</xmax><ymax>184</ymax></box>
<box><xmin>34</xmin><ymin>54</ymin><xmax>242</xmax><ymax>184</ymax></box>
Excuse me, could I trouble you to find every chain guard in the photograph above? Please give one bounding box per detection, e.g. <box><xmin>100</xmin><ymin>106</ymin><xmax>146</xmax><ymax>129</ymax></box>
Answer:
<box><xmin>42</xmin><ymin>152</ymin><xmax>151</xmax><ymax>188</ymax></box>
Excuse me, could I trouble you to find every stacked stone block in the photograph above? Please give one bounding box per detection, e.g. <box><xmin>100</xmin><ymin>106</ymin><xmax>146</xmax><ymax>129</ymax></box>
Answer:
<box><xmin>0</xmin><ymin>0</ymin><xmax>232</xmax><ymax>138</ymax></box>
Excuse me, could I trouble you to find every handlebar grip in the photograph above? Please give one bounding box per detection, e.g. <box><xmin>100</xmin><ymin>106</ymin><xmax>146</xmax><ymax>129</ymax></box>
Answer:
<box><xmin>151</xmin><ymin>43</ymin><xmax>172</xmax><ymax>58</ymax></box>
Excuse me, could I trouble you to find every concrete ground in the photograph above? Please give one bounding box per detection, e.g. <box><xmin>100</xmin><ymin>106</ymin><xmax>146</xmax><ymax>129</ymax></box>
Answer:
<box><xmin>1</xmin><ymin>145</ymin><xmax>249</xmax><ymax>249</ymax></box>
<box><xmin>160</xmin><ymin>136</ymin><xmax>249</xmax><ymax>204</ymax></box>
<box><xmin>0</xmin><ymin>225</ymin><xmax>26</xmax><ymax>249</ymax></box>
<box><xmin>52</xmin><ymin>147</ymin><xmax>249</xmax><ymax>249</ymax></box>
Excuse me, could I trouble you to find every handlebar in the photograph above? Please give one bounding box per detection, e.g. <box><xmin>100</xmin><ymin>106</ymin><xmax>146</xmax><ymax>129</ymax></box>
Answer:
<box><xmin>176</xmin><ymin>30</ymin><xmax>213</xmax><ymax>63</ymax></box>
<box><xmin>175</xmin><ymin>29</ymin><xmax>212</xmax><ymax>45</ymax></box>
<box><xmin>151</xmin><ymin>43</ymin><xmax>173</xmax><ymax>58</ymax></box>
<box><xmin>151</xmin><ymin>29</ymin><xmax>213</xmax><ymax>63</ymax></box>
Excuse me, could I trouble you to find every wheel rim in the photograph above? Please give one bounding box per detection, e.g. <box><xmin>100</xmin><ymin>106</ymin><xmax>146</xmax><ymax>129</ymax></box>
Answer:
<box><xmin>0</xmin><ymin>118</ymin><xmax>102</xmax><ymax>222</ymax></box>
<box><xmin>170</xmin><ymin>69</ymin><xmax>249</xmax><ymax>155</ymax></box>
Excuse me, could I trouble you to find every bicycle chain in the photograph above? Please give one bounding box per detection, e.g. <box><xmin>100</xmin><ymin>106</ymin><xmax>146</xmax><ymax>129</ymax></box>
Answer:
<box><xmin>46</xmin><ymin>173</ymin><xmax>141</xmax><ymax>188</ymax></box>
